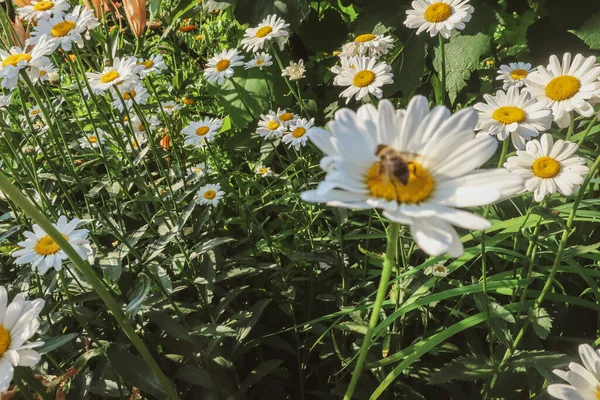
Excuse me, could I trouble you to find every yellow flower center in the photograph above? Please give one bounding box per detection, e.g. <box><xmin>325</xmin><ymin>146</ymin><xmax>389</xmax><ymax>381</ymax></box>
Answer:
<box><xmin>40</xmin><ymin>69</ymin><xmax>47</xmax><ymax>76</ymax></box>
<box><xmin>292</xmin><ymin>127</ymin><xmax>306</xmax><ymax>138</ymax></box>
<box><xmin>267</xmin><ymin>120</ymin><xmax>280</xmax><ymax>130</ymax></box>
<box><xmin>131</xmin><ymin>140</ymin><xmax>139</xmax><ymax>149</ymax></box>
<box><xmin>279</xmin><ymin>112</ymin><xmax>293</xmax><ymax>121</ymax></box>
<box><xmin>256</xmin><ymin>60</ymin><xmax>265</xmax><ymax>65</ymax></box>
<box><xmin>355</xmin><ymin>33</ymin><xmax>376</xmax><ymax>43</ymax></box>
<box><xmin>596</xmin><ymin>388</ymin><xmax>600</xmax><ymax>400</ymax></box>
<box><xmin>366</xmin><ymin>161</ymin><xmax>435</xmax><ymax>204</ymax></box>
<box><xmin>142</xmin><ymin>60</ymin><xmax>154</xmax><ymax>69</ymax></box>
<box><xmin>435</xmin><ymin>266</ymin><xmax>446</xmax><ymax>273</ymax></box>
<box><xmin>0</xmin><ymin>325</ymin><xmax>10</xmax><ymax>356</ymax></box>
<box><xmin>424</xmin><ymin>2</ymin><xmax>453</xmax><ymax>23</ymax></box>
<box><xmin>33</xmin><ymin>0</ymin><xmax>54</xmax><ymax>11</ymax></box>
<box><xmin>2</xmin><ymin>53</ymin><xmax>32</xmax><ymax>67</ymax></box>
<box><xmin>258</xmin><ymin>167</ymin><xmax>268</xmax><ymax>174</ymax></box>
<box><xmin>545</xmin><ymin>75</ymin><xmax>581</xmax><ymax>101</ymax></box>
<box><xmin>353</xmin><ymin>70</ymin><xmax>376</xmax><ymax>88</ymax></box>
<box><xmin>492</xmin><ymin>106</ymin><xmax>526</xmax><ymax>125</ymax></box>
<box><xmin>100</xmin><ymin>70</ymin><xmax>120</xmax><ymax>83</ymax></box>
<box><xmin>192</xmin><ymin>167</ymin><xmax>203</xmax><ymax>173</ymax></box>
<box><xmin>256</xmin><ymin>26</ymin><xmax>273</xmax><ymax>38</ymax></box>
<box><xmin>532</xmin><ymin>156</ymin><xmax>560</xmax><ymax>178</ymax></box>
<box><xmin>196</xmin><ymin>126</ymin><xmax>210</xmax><ymax>136</ymax></box>
<box><xmin>510</xmin><ymin>68</ymin><xmax>528</xmax><ymax>80</ymax></box>
<box><xmin>50</xmin><ymin>21</ymin><xmax>76</xmax><ymax>37</ymax></box>
<box><xmin>182</xmin><ymin>97</ymin><xmax>194</xmax><ymax>105</ymax></box>
<box><xmin>88</xmin><ymin>135</ymin><xmax>97</xmax><ymax>143</ymax></box>
<box><xmin>123</xmin><ymin>90</ymin><xmax>136</xmax><ymax>100</ymax></box>
<box><xmin>30</xmin><ymin>109</ymin><xmax>41</xmax><ymax>115</ymax></box>
<box><xmin>215</xmin><ymin>59</ymin><xmax>230</xmax><ymax>72</ymax></box>
<box><xmin>204</xmin><ymin>190</ymin><xmax>216</xmax><ymax>199</ymax></box>
<box><xmin>138</xmin><ymin>123</ymin><xmax>146</xmax><ymax>131</ymax></box>
<box><xmin>34</xmin><ymin>234</ymin><xmax>66</xmax><ymax>256</ymax></box>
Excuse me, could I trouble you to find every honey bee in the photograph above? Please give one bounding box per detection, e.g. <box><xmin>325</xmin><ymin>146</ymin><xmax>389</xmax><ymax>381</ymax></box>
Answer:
<box><xmin>375</xmin><ymin>144</ymin><xmax>420</xmax><ymax>186</ymax></box>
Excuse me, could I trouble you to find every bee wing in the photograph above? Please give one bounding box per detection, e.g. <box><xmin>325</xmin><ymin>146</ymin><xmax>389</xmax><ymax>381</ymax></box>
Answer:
<box><xmin>399</xmin><ymin>152</ymin><xmax>432</xmax><ymax>163</ymax></box>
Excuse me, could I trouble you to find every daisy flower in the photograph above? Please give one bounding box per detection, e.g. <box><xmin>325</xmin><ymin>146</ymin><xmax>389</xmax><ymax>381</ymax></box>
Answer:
<box><xmin>160</xmin><ymin>101</ymin><xmax>181</xmax><ymax>114</ymax></box>
<box><xmin>12</xmin><ymin>215</ymin><xmax>91</xmax><ymax>274</ymax></box>
<box><xmin>112</xmin><ymin>82</ymin><xmax>149</xmax><ymax>112</ymax></box>
<box><xmin>255</xmin><ymin>165</ymin><xmax>274</xmax><ymax>177</ymax></box>
<box><xmin>331</xmin><ymin>56</ymin><xmax>356</xmax><ymax>85</ymax></box>
<box><xmin>137</xmin><ymin>54</ymin><xmax>167</xmax><ymax>77</ymax></box>
<box><xmin>404</xmin><ymin>0</ymin><xmax>474</xmax><ymax>39</ymax></box>
<box><xmin>196</xmin><ymin>183</ymin><xmax>225</xmax><ymax>207</ymax></box>
<box><xmin>504</xmin><ymin>133</ymin><xmax>588</xmax><ymax>202</ymax></box>
<box><xmin>473</xmin><ymin>86</ymin><xmax>553</xmax><ymax>150</ymax></box>
<box><xmin>126</xmin><ymin>132</ymin><xmax>148</xmax><ymax>152</ymax></box>
<box><xmin>301</xmin><ymin>96</ymin><xmax>523</xmax><ymax>257</ymax></box>
<box><xmin>333</xmin><ymin>56</ymin><xmax>393</xmax><ymax>103</ymax></box>
<box><xmin>0</xmin><ymin>34</ymin><xmax>54</xmax><ymax>89</ymax></box>
<box><xmin>86</xmin><ymin>56</ymin><xmax>143</xmax><ymax>95</ymax></box>
<box><xmin>18</xmin><ymin>0</ymin><xmax>69</xmax><ymax>21</ymax></box>
<box><xmin>204</xmin><ymin>48</ymin><xmax>244</xmax><ymax>86</ymax></box>
<box><xmin>256</xmin><ymin>111</ymin><xmax>287</xmax><ymax>139</ymax></box>
<box><xmin>78</xmin><ymin>129</ymin><xmax>106</xmax><ymax>149</ymax></box>
<box><xmin>282</xmin><ymin>118</ymin><xmax>315</xmax><ymax>150</ymax></box>
<box><xmin>424</xmin><ymin>262</ymin><xmax>449</xmax><ymax>278</ymax></box>
<box><xmin>0</xmin><ymin>286</ymin><xmax>45</xmax><ymax>394</ymax></box>
<box><xmin>187</xmin><ymin>162</ymin><xmax>210</xmax><ymax>177</ymax></box>
<box><xmin>524</xmin><ymin>53</ymin><xmax>600</xmax><ymax>128</ymax></box>
<box><xmin>182</xmin><ymin>117</ymin><xmax>222</xmax><ymax>147</ymax></box>
<box><xmin>28</xmin><ymin>5</ymin><xmax>99</xmax><ymax>51</ymax></box>
<box><xmin>245</xmin><ymin>52</ymin><xmax>273</xmax><ymax>70</ymax></box>
<box><xmin>130</xmin><ymin>115</ymin><xmax>161</xmax><ymax>133</ymax></box>
<box><xmin>497</xmin><ymin>62</ymin><xmax>533</xmax><ymax>90</ymax></box>
<box><xmin>241</xmin><ymin>14</ymin><xmax>290</xmax><ymax>52</ymax></box>
<box><xmin>547</xmin><ymin>344</ymin><xmax>600</xmax><ymax>400</ymax></box>
<box><xmin>276</xmin><ymin>108</ymin><xmax>299</xmax><ymax>127</ymax></box>
<box><xmin>28</xmin><ymin>106</ymin><xmax>42</xmax><ymax>120</ymax></box>
<box><xmin>36</xmin><ymin>62</ymin><xmax>57</xmax><ymax>83</ymax></box>
<box><xmin>339</xmin><ymin>33</ymin><xmax>394</xmax><ymax>58</ymax></box>
<box><xmin>281</xmin><ymin>59</ymin><xmax>306</xmax><ymax>81</ymax></box>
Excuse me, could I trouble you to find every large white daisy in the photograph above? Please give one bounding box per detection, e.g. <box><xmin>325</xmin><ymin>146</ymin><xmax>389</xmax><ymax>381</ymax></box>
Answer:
<box><xmin>196</xmin><ymin>183</ymin><xmax>225</xmax><ymax>207</ymax></box>
<box><xmin>12</xmin><ymin>216</ymin><xmax>91</xmax><ymax>274</ymax></box>
<box><xmin>497</xmin><ymin>62</ymin><xmax>533</xmax><ymax>90</ymax></box>
<box><xmin>339</xmin><ymin>33</ymin><xmax>394</xmax><ymax>58</ymax></box>
<box><xmin>0</xmin><ymin>286</ymin><xmax>45</xmax><ymax>394</ymax></box>
<box><xmin>301</xmin><ymin>96</ymin><xmax>523</xmax><ymax>257</ymax></box>
<box><xmin>404</xmin><ymin>0</ymin><xmax>474</xmax><ymax>39</ymax></box>
<box><xmin>548</xmin><ymin>344</ymin><xmax>600</xmax><ymax>400</ymax></box>
<box><xmin>504</xmin><ymin>133</ymin><xmax>588</xmax><ymax>202</ymax></box>
<box><xmin>333</xmin><ymin>56</ymin><xmax>393</xmax><ymax>103</ymax></box>
<box><xmin>473</xmin><ymin>86</ymin><xmax>553</xmax><ymax>150</ymax></box>
<box><xmin>204</xmin><ymin>49</ymin><xmax>244</xmax><ymax>86</ymax></box>
<box><xmin>182</xmin><ymin>117</ymin><xmax>222</xmax><ymax>147</ymax></box>
<box><xmin>86</xmin><ymin>56</ymin><xmax>143</xmax><ymax>95</ymax></box>
<box><xmin>0</xmin><ymin>34</ymin><xmax>54</xmax><ymax>89</ymax></box>
<box><xmin>256</xmin><ymin>111</ymin><xmax>287</xmax><ymax>139</ymax></box>
<box><xmin>524</xmin><ymin>53</ymin><xmax>600</xmax><ymax>128</ymax></box>
<box><xmin>28</xmin><ymin>5</ymin><xmax>99</xmax><ymax>51</ymax></box>
<box><xmin>282</xmin><ymin>118</ymin><xmax>315</xmax><ymax>150</ymax></box>
<box><xmin>18</xmin><ymin>0</ymin><xmax>69</xmax><ymax>21</ymax></box>
<box><xmin>241</xmin><ymin>14</ymin><xmax>290</xmax><ymax>52</ymax></box>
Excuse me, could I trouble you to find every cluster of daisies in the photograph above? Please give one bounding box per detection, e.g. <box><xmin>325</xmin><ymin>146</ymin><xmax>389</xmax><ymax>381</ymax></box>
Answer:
<box><xmin>254</xmin><ymin>108</ymin><xmax>315</xmax><ymax>150</ymax></box>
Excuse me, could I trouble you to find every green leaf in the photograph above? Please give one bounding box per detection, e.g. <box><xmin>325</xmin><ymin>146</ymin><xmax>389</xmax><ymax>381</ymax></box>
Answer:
<box><xmin>509</xmin><ymin>350</ymin><xmax>571</xmax><ymax>369</ymax></box>
<box><xmin>106</xmin><ymin>345</ymin><xmax>166</xmax><ymax>399</ymax></box>
<box><xmin>433</xmin><ymin>33</ymin><xmax>491</xmax><ymax>104</ymax></box>
<box><xmin>175</xmin><ymin>365</ymin><xmax>214</xmax><ymax>388</ymax></box>
<box><xmin>38</xmin><ymin>333</ymin><xmax>79</xmax><ymax>354</ymax></box>
<box><xmin>384</xmin><ymin>35</ymin><xmax>427</xmax><ymax>98</ymax></box>
<box><xmin>429</xmin><ymin>356</ymin><xmax>494</xmax><ymax>384</ymax></box>
<box><xmin>529</xmin><ymin>307</ymin><xmax>553</xmax><ymax>339</ymax></box>
<box><xmin>148</xmin><ymin>310</ymin><xmax>193</xmax><ymax>343</ymax></box>
<box><xmin>125</xmin><ymin>273</ymin><xmax>151</xmax><ymax>317</ymax></box>
<box><xmin>236</xmin><ymin>299</ymin><xmax>271</xmax><ymax>343</ymax></box>
<box><xmin>235</xmin><ymin>360</ymin><xmax>285</xmax><ymax>398</ymax></box>
<box><xmin>234</xmin><ymin>0</ymin><xmax>311</xmax><ymax>31</ymax></box>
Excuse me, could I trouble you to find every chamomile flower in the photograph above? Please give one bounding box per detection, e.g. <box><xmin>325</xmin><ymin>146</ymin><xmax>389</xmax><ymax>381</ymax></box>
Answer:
<box><xmin>281</xmin><ymin>59</ymin><xmax>306</xmax><ymax>81</ymax></box>
<box><xmin>497</xmin><ymin>62</ymin><xmax>533</xmax><ymax>90</ymax></box>
<box><xmin>36</xmin><ymin>62</ymin><xmax>57</xmax><ymax>83</ymax></box>
<box><xmin>282</xmin><ymin>118</ymin><xmax>315</xmax><ymax>150</ymax></box>
<box><xmin>524</xmin><ymin>53</ymin><xmax>600</xmax><ymax>128</ymax></box>
<box><xmin>0</xmin><ymin>34</ymin><xmax>54</xmax><ymax>89</ymax></box>
<box><xmin>28</xmin><ymin>106</ymin><xmax>42</xmax><ymax>120</ymax></box>
<box><xmin>0</xmin><ymin>286</ymin><xmax>45</xmax><ymax>394</ymax></box>
<box><xmin>275</xmin><ymin>108</ymin><xmax>299</xmax><ymax>127</ymax></box>
<box><xmin>339</xmin><ymin>33</ymin><xmax>394</xmax><ymax>58</ymax></box>
<box><xmin>301</xmin><ymin>96</ymin><xmax>523</xmax><ymax>257</ymax></box>
<box><xmin>204</xmin><ymin>48</ymin><xmax>244</xmax><ymax>85</ymax></box>
<box><xmin>86</xmin><ymin>56</ymin><xmax>143</xmax><ymax>95</ymax></box>
<box><xmin>196</xmin><ymin>183</ymin><xmax>224</xmax><ymax>207</ymax></box>
<box><xmin>331</xmin><ymin>56</ymin><xmax>356</xmax><ymax>85</ymax></box>
<box><xmin>547</xmin><ymin>344</ymin><xmax>600</xmax><ymax>400</ymax></box>
<box><xmin>112</xmin><ymin>82</ymin><xmax>149</xmax><ymax>112</ymax></box>
<box><xmin>182</xmin><ymin>117</ymin><xmax>222</xmax><ymax>147</ymax></box>
<box><xmin>404</xmin><ymin>0</ymin><xmax>474</xmax><ymax>39</ymax></box>
<box><xmin>256</xmin><ymin>111</ymin><xmax>287</xmax><ymax>139</ymax></box>
<box><xmin>78</xmin><ymin>129</ymin><xmax>106</xmax><ymax>149</ymax></box>
<box><xmin>424</xmin><ymin>262</ymin><xmax>449</xmax><ymax>278</ymax></box>
<box><xmin>473</xmin><ymin>86</ymin><xmax>553</xmax><ymax>150</ymax></box>
<box><xmin>241</xmin><ymin>14</ymin><xmax>290</xmax><ymax>52</ymax></box>
<box><xmin>137</xmin><ymin>54</ymin><xmax>167</xmax><ymax>77</ymax></box>
<box><xmin>29</xmin><ymin>5</ymin><xmax>99</xmax><ymax>51</ymax></box>
<box><xmin>244</xmin><ymin>52</ymin><xmax>273</xmax><ymax>70</ymax></box>
<box><xmin>126</xmin><ymin>132</ymin><xmax>148</xmax><ymax>152</ymax></box>
<box><xmin>130</xmin><ymin>115</ymin><xmax>161</xmax><ymax>133</ymax></box>
<box><xmin>255</xmin><ymin>165</ymin><xmax>274</xmax><ymax>177</ymax></box>
<box><xmin>160</xmin><ymin>101</ymin><xmax>181</xmax><ymax>114</ymax></box>
<box><xmin>12</xmin><ymin>215</ymin><xmax>91</xmax><ymax>274</ymax></box>
<box><xmin>333</xmin><ymin>56</ymin><xmax>393</xmax><ymax>103</ymax></box>
<box><xmin>504</xmin><ymin>134</ymin><xmax>588</xmax><ymax>202</ymax></box>
<box><xmin>18</xmin><ymin>0</ymin><xmax>69</xmax><ymax>21</ymax></box>
<box><xmin>187</xmin><ymin>162</ymin><xmax>210</xmax><ymax>178</ymax></box>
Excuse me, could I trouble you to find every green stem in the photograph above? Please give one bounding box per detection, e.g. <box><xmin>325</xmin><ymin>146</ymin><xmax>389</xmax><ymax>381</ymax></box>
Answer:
<box><xmin>577</xmin><ymin>115</ymin><xmax>597</xmax><ymax>147</ymax></box>
<box><xmin>565</xmin><ymin>112</ymin><xmax>575</xmax><ymax>141</ymax></box>
<box><xmin>0</xmin><ymin>173</ymin><xmax>180</xmax><ymax>400</ymax></box>
<box><xmin>438</xmin><ymin>34</ymin><xmax>446</xmax><ymax>106</ymax></box>
<box><xmin>344</xmin><ymin>222</ymin><xmax>399</xmax><ymax>400</ymax></box>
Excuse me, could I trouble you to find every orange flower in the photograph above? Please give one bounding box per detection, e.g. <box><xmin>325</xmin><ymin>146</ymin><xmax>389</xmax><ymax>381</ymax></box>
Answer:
<box><xmin>13</xmin><ymin>0</ymin><xmax>32</xmax><ymax>7</ymax></box>
<box><xmin>179</xmin><ymin>24</ymin><xmax>196</xmax><ymax>33</ymax></box>
<box><xmin>160</xmin><ymin>135</ymin><xmax>171</xmax><ymax>151</ymax></box>
<box><xmin>182</xmin><ymin>96</ymin><xmax>194</xmax><ymax>105</ymax></box>
<box><xmin>83</xmin><ymin>0</ymin><xmax>105</xmax><ymax>18</ymax></box>
<box><xmin>8</xmin><ymin>18</ymin><xmax>30</xmax><ymax>47</ymax></box>
<box><xmin>195</xmin><ymin>34</ymin><xmax>204</xmax><ymax>41</ymax></box>
<box><xmin>122</xmin><ymin>0</ymin><xmax>146</xmax><ymax>38</ymax></box>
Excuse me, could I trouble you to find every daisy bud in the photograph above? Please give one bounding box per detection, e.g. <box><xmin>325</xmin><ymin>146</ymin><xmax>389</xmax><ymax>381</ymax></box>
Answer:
<box><xmin>122</xmin><ymin>0</ymin><xmax>146</xmax><ymax>38</ymax></box>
